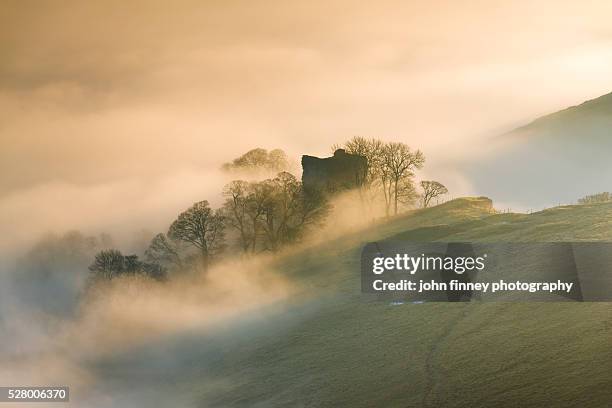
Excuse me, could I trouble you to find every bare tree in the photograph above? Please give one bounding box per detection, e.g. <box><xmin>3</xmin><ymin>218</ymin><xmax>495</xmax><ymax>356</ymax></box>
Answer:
<box><xmin>340</xmin><ymin>137</ymin><xmax>383</xmax><ymax>212</ymax></box>
<box><xmin>260</xmin><ymin>173</ymin><xmax>299</xmax><ymax>250</ymax></box>
<box><xmin>89</xmin><ymin>249</ymin><xmax>166</xmax><ymax>281</ymax></box>
<box><xmin>396</xmin><ymin>178</ymin><xmax>419</xmax><ymax>207</ymax></box>
<box><xmin>245</xmin><ymin>181</ymin><xmax>269</xmax><ymax>252</ymax></box>
<box><xmin>381</xmin><ymin>143</ymin><xmax>425</xmax><ymax>215</ymax></box>
<box><xmin>578</xmin><ymin>192</ymin><xmax>612</xmax><ymax>204</ymax></box>
<box><xmin>222</xmin><ymin>148</ymin><xmax>290</xmax><ymax>174</ymax></box>
<box><xmin>336</xmin><ymin>137</ymin><xmax>426</xmax><ymax>217</ymax></box>
<box><xmin>341</xmin><ymin>137</ymin><xmax>383</xmax><ymax>184</ymax></box>
<box><xmin>167</xmin><ymin>200</ymin><xmax>225</xmax><ymax>271</ymax></box>
<box><xmin>420</xmin><ymin>180</ymin><xmax>448</xmax><ymax>208</ymax></box>
<box><xmin>268</xmin><ymin>149</ymin><xmax>290</xmax><ymax>172</ymax></box>
<box><xmin>255</xmin><ymin>172</ymin><xmax>329</xmax><ymax>251</ymax></box>
<box><xmin>145</xmin><ymin>233</ymin><xmax>183</xmax><ymax>269</ymax></box>
<box><xmin>223</xmin><ymin>173</ymin><xmax>328</xmax><ymax>253</ymax></box>
<box><xmin>222</xmin><ymin>180</ymin><xmax>254</xmax><ymax>253</ymax></box>
<box><xmin>222</xmin><ymin>179</ymin><xmax>276</xmax><ymax>253</ymax></box>
<box><xmin>89</xmin><ymin>249</ymin><xmax>126</xmax><ymax>280</ymax></box>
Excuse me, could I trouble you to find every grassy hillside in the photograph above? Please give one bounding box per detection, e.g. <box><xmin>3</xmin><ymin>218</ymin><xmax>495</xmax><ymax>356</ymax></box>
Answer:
<box><xmin>94</xmin><ymin>198</ymin><xmax>612</xmax><ymax>407</ymax></box>
<box><xmin>518</xmin><ymin>91</ymin><xmax>612</xmax><ymax>132</ymax></box>
<box><xmin>464</xmin><ymin>91</ymin><xmax>612</xmax><ymax>209</ymax></box>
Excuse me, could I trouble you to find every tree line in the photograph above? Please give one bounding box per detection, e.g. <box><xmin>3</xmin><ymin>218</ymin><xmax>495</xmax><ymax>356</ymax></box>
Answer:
<box><xmin>88</xmin><ymin>157</ymin><xmax>327</xmax><ymax>281</ymax></box>
<box><xmin>88</xmin><ymin>143</ymin><xmax>447</xmax><ymax>282</ymax></box>
<box><xmin>577</xmin><ymin>192</ymin><xmax>612</xmax><ymax>205</ymax></box>
<box><xmin>334</xmin><ymin>137</ymin><xmax>447</xmax><ymax>215</ymax></box>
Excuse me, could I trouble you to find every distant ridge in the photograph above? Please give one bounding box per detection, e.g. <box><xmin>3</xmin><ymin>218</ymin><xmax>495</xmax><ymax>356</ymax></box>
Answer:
<box><xmin>514</xmin><ymin>91</ymin><xmax>612</xmax><ymax>132</ymax></box>
<box><xmin>464</xmin><ymin>91</ymin><xmax>612</xmax><ymax>209</ymax></box>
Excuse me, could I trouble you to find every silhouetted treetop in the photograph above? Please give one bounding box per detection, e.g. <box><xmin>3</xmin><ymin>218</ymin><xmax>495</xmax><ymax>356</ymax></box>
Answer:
<box><xmin>167</xmin><ymin>200</ymin><xmax>225</xmax><ymax>270</ymax></box>
<box><xmin>222</xmin><ymin>148</ymin><xmax>290</xmax><ymax>174</ymax></box>
<box><xmin>420</xmin><ymin>180</ymin><xmax>448</xmax><ymax>208</ymax></box>
<box><xmin>89</xmin><ymin>249</ymin><xmax>166</xmax><ymax>281</ymax></box>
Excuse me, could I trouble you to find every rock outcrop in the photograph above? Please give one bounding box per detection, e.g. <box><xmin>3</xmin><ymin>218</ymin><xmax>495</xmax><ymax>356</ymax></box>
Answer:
<box><xmin>301</xmin><ymin>149</ymin><xmax>367</xmax><ymax>193</ymax></box>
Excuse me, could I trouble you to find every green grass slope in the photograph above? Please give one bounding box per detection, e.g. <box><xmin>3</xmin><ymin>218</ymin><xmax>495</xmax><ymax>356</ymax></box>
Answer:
<box><xmin>95</xmin><ymin>198</ymin><xmax>612</xmax><ymax>407</ymax></box>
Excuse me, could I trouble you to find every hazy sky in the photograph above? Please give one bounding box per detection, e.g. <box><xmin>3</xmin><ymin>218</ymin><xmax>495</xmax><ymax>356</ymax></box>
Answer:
<box><xmin>2</xmin><ymin>0</ymin><xmax>612</xmax><ymax>251</ymax></box>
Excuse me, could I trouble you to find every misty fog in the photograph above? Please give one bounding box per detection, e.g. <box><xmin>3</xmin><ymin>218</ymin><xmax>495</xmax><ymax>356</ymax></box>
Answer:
<box><xmin>3</xmin><ymin>1</ymin><xmax>612</xmax><ymax>406</ymax></box>
<box><xmin>3</xmin><ymin>0</ymin><xmax>612</xmax><ymax>253</ymax></box>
